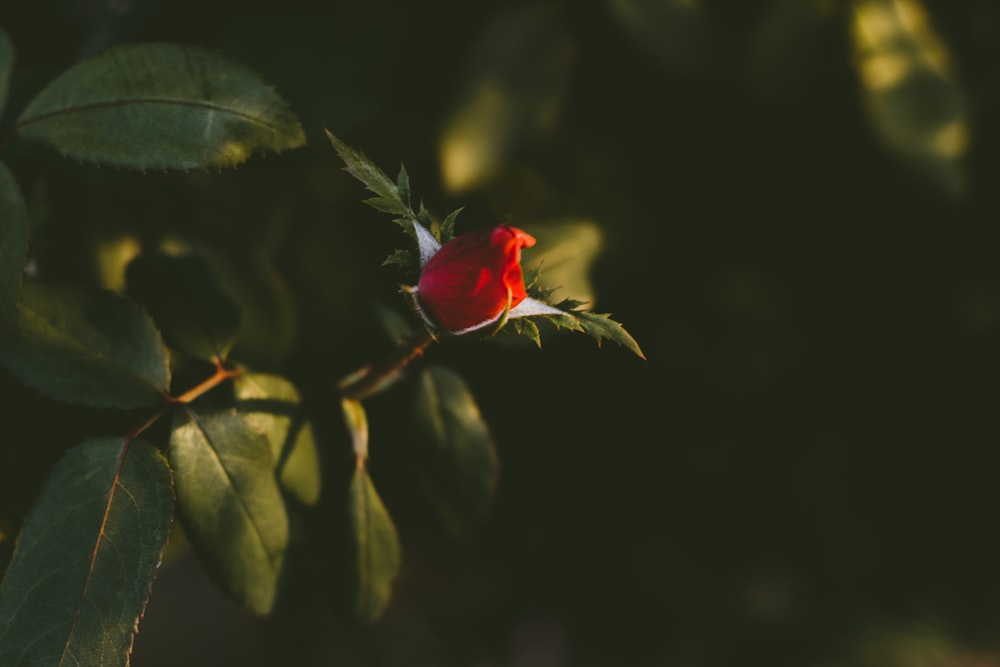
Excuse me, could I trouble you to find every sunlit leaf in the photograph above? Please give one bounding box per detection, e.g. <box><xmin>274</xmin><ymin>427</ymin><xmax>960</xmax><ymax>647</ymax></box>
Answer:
<box><xmin>234</xmin><ymin>373</ymin><xmax>321</xmax><ymax>506</ymax></box>
<box><xmin>348</xmin><ymin>465</ymin><xmax>401</xmax><ymax>623</ymax></box>
<box><xmin>16</xmin><ymin>43</ymin><xmax>305</xmax><ymax>170</ymax></box>
<box><xmin>0</xmin><ymin>438</ymin><xmax>173</xmax><ymax>667</ymax></box>
<box><xmin>850</xmin><ymin>0</ymin><xmax>970</xmax><ymax>195</ymax></box>
<box><xmin>413</xmin><ymin>366</ymin><xmax>499</xmax><ymax>538</ymax></box>
<box><xmin>125</xmin><ymin>252</ymin><xmax>241</xmax><ymax>363</ymax></box>
<box><xmin>439</xmin><ymin>5</ymin><xmax>572</xmax><ymax>192</ymax></box>
<box><xmin>0</xmin><ymin>161</ymin><xmax>28</xmax><ymax>335</ymax></box>
<box><xmin>0</xmin><ymin>282</ymin><xmax>171</xmax><ymax>407</ymax></box>
<box><xmin>341</xmin><ymin>398</ymin><xmax>369</xmax><ymax>461</ymax></box>
<box><xmin>608</xmin><ymin>0</ymin><xmax>722</xmax><ymax>77</ymax></box>
<box><xmin>170</xmin><ymin>407</ymin><xmax>289</xmax><ymax>614</ymax></box>
<box><xmin>0</xmin><ymin>29</ymin><xmax>13</xmax><ymax>119</ymax></box>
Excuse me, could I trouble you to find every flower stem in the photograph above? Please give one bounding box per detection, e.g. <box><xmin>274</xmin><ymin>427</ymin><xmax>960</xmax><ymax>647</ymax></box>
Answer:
<box><xmin>339</xmin><ymin>328</ymin><xmax>435</xmax><ymax>401</ymax></box>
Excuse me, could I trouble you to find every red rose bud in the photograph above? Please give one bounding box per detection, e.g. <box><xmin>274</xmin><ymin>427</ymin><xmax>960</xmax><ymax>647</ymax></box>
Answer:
<box><xmin>416</xmin><ymin>224</ymin><xmax>536</xmax><ymax>333</ymax></box>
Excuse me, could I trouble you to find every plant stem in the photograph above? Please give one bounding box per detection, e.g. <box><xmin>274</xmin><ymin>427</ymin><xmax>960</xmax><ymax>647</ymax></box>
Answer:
<box><xmin>167</xmin><ymin>361</ymin><xmax>241</xmax><ymax>404</ymax></box>
<box><xmin>339</xmin><ymin>328</ymin><xmax>435</xmax><ymax>401</ymax></box>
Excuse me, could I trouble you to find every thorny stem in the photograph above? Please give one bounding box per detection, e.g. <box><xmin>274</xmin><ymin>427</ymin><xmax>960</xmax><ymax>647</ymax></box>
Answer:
<box><xmin>338</xmin><ymin>328</ymin><xmax>435</xmax><ymax>402</ymax></box>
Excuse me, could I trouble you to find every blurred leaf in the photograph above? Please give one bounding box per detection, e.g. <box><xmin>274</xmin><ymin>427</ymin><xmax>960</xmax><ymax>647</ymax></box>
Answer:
<box><xmin>16</xmin><ymin>43</ymin><xmax>305</xmax><ymax>170</ymax></box>
<box><xmin>0</xmin><ymin>282</ymin><xmax>170</xmax><ymax>407</ymax></box>
<box><xmin>608</xmin><ymin>0</ymin><xmax>722</xmax><ymax>78</ymax></box>
<box><xmin>521</xmin><ymin>219</ymin><xmax>603</xmax><ymax>306</ymax></box>
<box><xmin>0</xmin><ymin>438</ymin><xmax>173</xmax><ymax>667</ymax></box>
<box><xmin>439</xmin><ymin>5</ymin><xmax>572</xmax><ymax>193</ymax></box>
<box><xmin>0</xmin><ymin>161</ymin><xmax>28</xmax><ymax>335</ymax></box>
<box><xmin>850</xmin><ymin>0</ymin><xmax>970</xmax><ymax>195</ymax></box>
<box><xmin>208</xmin><ymin>248</ymin><xmax>296</xmax><ymax>369</ymax></box>
<box><xmin>748</xmin><ymin>0</ymin><xmax>839</xmax><ymax>97</ymax></box>
<box><xmin>373</xmin><ymin>302</ymin><xmax>416</xmax><ymax>345</ymax></box>
<box><xmin>170</xmin><ymin>407</ymin><xmax>289</xmax><ymax>615</ymax></box>
<box><xmin>234</xmin><ymin>373</ymin><xmax>321</xmax><ymax>506</ymax></box>
<box><xmin>125</xmin><ymin>252</ymin><xmax>241</xmax><ymax>363</ymax></box>
<box><xmin>0</xmin><ymin>29</ymin><xmax>13</xmax><ymax>119</ymax></box>
<box><xmin>348</xmin><ymin>464</ymin><xmax>401</xmax><ymax>623</ymax></box>
<box><xmin>413</xmin><ymin>365</ymin><xmax>499</xmax><ymax>538</ymax></box>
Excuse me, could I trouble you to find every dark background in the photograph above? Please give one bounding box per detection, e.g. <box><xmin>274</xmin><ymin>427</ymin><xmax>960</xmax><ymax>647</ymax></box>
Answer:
<box><xmin>2</xmin><ymin>1</ymin><xmax>1000</xmax><ymax>665</ymax></box>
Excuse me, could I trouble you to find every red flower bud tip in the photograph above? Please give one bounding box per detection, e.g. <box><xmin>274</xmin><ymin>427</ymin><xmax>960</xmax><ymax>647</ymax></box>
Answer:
<box><xmin>416</xmin><ymin>224</ymin><xmax>536</xmax><ymax>334</ymax></box>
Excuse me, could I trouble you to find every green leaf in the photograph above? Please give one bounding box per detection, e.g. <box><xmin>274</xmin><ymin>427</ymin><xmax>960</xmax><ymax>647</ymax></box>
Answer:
<box><xmin>348</xmin><ymin>465</ymin><xmax>401</xmax><ymax>623</ymax></box>
<box><xmin>125</xmin><ymin>252</ymin><xmax>241</xmax><ymax>363</ymax></box>
<box><xmin>567</xmin><ymin>308</ymin><xmax>645</xmax><ymax>359</ymax></box>
<box><xmin>170</xmin><ymin>407</ymin><xmax>289</xmax><ymax>614</ymax></box>
<box><xmin>413</xmin><ymin>366</ymin><xmax>499</xmax><ymax>538</ymax></box>
<box><xmin>0</xmin><ymin>438</ymin><xmax>173</xmax><ymax>667</ymax></box>
<box><xmin>0</xmin><ymin>282</ymin><xmax>171</xmax><ymax>407</ymax></box>
<box><xmin>16</xmin><ymin>43</ymin><xmax>305</xmax><ymax>170</ymax></box>
<box><xmin>0</xmin><ymin>161</ymin><xmax>28</xmax><ymax>336</ymax></box>
<box><xmin>234</xmin><ymin>373</ymin><xmax>322</xmax><ymax>507</ymax></box>
<box><xmin>0</xmin><ymin>29</ymin><xmax>13</xmax><ymax>119</ymax></box>
<box><xmin>325</xmin><ymin>130</ymin><xmax>405</xmax><ymax>212</ymax></box>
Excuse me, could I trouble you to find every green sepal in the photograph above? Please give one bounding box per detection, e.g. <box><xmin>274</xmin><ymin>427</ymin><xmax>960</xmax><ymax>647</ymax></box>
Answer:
<box><xmin>325</xmin><ymin>130</ymin><xmax>405</xmax><ymax>212</ymax></box>
<box><xmin>439</xmin><ymin>207</ymin><xmax>463</xmax><ymax>244</ymax></box>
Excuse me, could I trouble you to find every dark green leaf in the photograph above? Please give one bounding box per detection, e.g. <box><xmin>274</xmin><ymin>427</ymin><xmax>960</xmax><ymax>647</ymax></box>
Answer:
<box><xmin>413</xmin><ymin>366</ymin><xmax>499</xmax><ymax>538</ymax></box>
<box><xmin>234</xmin><ymin>373</ymin><xmax>321</xmax><ymax>507</ymax></box>
<box><xmin>16</xmin><ymin>43</ymin><xmax>305</xmax><ymax>170</ymax></box>
<box><xmin>0</xmin><ymin>29</ymin><xmax>13</xmax><ymax>119</ymax></box>
<box><xmin>0</xmin><ymin>438</ymin><xmax>173</xmax><ymax>667</ymax></box>
<box><xmin>125</xmin><ymin>252</ymin><xmax>241</xmax><ymax>363</ymax></box>
<box><xmin>0</xmin><ymin>282</ymin><xmax>171</xmax><ymax>407</ymax></box>
<box><xmin>325</xmin><ymin>130</ymin><xmax>404</xmax><ymax>210</ymax></box>
<box><xmin>0</xmin><ymin>161</ymin><xmax>28</xmax><ymax>335</ymax></box>
<box><xmin>348</xmin><ymin>465</ymin><xmax>401</xmax><ymax>623</ymax></box>
<box><xmin>170</xmin><ymin>407</ymin><xmax>289</xmax><ymax>614</ymax></box>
